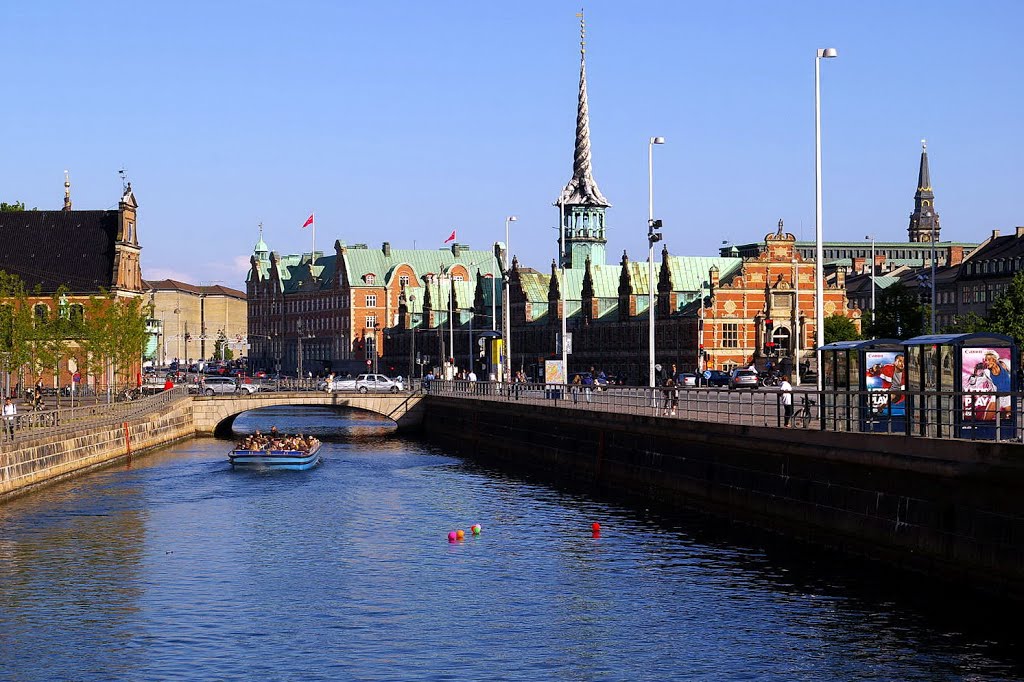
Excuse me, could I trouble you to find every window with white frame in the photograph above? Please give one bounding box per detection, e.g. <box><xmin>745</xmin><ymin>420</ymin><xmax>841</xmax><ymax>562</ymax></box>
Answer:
<box><xmin>722</xmin><ymin>323</ymin><xmax>739</xmax><ymax>348</ymax></box>
<box><xmin>399</xmin><ymin>275</ymin><xmax>410</xmax><ymax>287</ymax></box>
<box><xmin>366</xmin><ymin>294</ymin><xmax>377</xmax><ymax>307</ymax></box>
<box><xmin>365</xmin><ymin>315</ymin><xmax>377</xmax><ymax>329</ymax></box>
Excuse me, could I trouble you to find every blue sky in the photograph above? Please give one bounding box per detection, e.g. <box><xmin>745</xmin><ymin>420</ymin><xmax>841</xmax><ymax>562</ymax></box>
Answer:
<box><xmin>3</xmin><ymin>1</ymin><xmax>1022</xmax><ymax>290</ymax></box>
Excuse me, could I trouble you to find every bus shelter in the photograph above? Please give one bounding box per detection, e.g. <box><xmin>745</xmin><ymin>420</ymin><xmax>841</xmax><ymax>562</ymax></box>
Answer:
<box><xmin>902</xmin><ymin>333</ymin><xmax>1017</xmax><ymax>440</ymax></box>
<box><xmin>819</xmin><ymin>339</ymin><xmax>904</xmax><ymax>432</ymax></box>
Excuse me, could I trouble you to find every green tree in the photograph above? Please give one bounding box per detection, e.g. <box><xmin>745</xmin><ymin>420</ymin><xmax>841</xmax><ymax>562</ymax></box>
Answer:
<box><xmin>944</xmin><ymin>311</ymin><xmax>988</xmax><ymax>335</ymax></box>
<box><xmin>982</xmin><ymin>271</ymin><xmax>1024</xmax><ymax>346</ymax></box>
<box><xmin>0</xmin><ymin>272</ymin><xmax>35</xmax><ymax>387</ymax></box>
<box><xmin>0</xmin><ymin>201</ymin><xmax>25</xmax><ymax>212</ymax></box>
<box><xmin>79</xmin><ymin>293</ymin><xmax>152</xmax><ymax>387</ymax></box>
<box><xmin>212</xmin><ymin>330</ymin><xmax>234</xmax><ymax>362</ymax></box>
<box><xmin>864</xmin><ymin>283</ymin><xmax>926</xmax><ymax>340</ymax></box>
<box><xmin>824</xmin><ymin>313</ymin><xmax>860</xmax><ymax>344</ymax></box>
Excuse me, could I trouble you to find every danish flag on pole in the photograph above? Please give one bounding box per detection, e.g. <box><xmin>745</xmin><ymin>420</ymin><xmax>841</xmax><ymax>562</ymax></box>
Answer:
<box><xmin>444</xmin><ymin>229</ymin><xmax>456</xmax><ymax>244</ymax></box>
<box><xmin>302</xmin><ymin>213</ymin><xmax>315</xmax><ymax>229</ymax></box>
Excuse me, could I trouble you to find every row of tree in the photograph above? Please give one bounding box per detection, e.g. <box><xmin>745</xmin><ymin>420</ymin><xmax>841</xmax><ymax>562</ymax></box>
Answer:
<box><xmin>0</xmin><ymin>271</ymin><xmax>151</xmax><ymax>388</ymax></box>
<box><xmin>824</xmin><ymin>272</ymin><xmax>1024</xmax><ymax>346</ymax></box>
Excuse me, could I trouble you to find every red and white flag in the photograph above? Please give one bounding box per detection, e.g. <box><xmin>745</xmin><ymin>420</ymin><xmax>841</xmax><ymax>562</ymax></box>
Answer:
<box><xmin>444</xmin><ymin>229</ymin><xmax>456</xmax><ymax>244</ymax></box>
<box><xmin>302</xmin><ymin>213</ymin><xmax>315</xmax><ymax>229</ymax></box>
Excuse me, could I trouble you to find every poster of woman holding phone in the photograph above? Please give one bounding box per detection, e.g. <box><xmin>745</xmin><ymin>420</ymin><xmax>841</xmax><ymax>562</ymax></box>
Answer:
<box><xmin>962</xmin><ymin>347</ymin><xmax>1012</xmax><ymax>422</ymax></box>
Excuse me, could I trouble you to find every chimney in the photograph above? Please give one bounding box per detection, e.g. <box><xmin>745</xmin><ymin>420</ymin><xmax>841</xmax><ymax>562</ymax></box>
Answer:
<box><xmin>1016</xmin><ymin>226</ymin><xmax>1024</xmax><ymax>238</ymax></box>
<box><xmin>992</xmin><ymin>229</ymin><xmax>1001</xmax><ymax>239</ymax></box>
<box><xmin>852</xmin><ymin>257</ymin><xmax>865</xmax><ymax>274</ymax></box>
<box><xmin>382</xmin><ymin>242</ymin><xmax>391</xmax><ymax>257</ymax></box>
<box><xmin>948</xmin><ymin>245</ymin><xmax>964</xmax><ymax>267</ymax></box>
<box><xmin>709</xmin><ymin>265</ymin><xmax>720</xmax><ymax>288</ymax></box>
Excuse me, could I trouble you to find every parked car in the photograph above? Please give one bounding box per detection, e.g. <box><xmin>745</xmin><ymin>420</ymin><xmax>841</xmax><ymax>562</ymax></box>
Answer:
<box><xmin>701</xmin><ymin>370</ymin><xmax>731</xmax><ymax>387</ymax></box>
<box><xmin>325</xmin><ymin>376</ymin><xmax>358</xmax><ymax>393</ymax></box>
<box><xmin>728</xmin><ymin>369</ymin><xmax>759</xmax><ymax>390</ymax></box>
<box><xmin>201</xmin><ymin>376</ymin><xmax>257</xmax><ymax>396</ymax></box>
<box><xmin>355</xmin><ymin>374</ymin><xmax>405</xmax><ymax>393</ymax></box>
<box><xmin>678</xmin><ymin>373</ymin><xmax>698</xmax><ymax>388</ymax></box>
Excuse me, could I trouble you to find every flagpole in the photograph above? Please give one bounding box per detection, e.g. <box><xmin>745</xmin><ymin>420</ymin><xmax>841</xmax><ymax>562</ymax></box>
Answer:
<box><xmin>311</xmin><ymin>211</ymin><xmax>315</xmax><ymax>261</ymax></box>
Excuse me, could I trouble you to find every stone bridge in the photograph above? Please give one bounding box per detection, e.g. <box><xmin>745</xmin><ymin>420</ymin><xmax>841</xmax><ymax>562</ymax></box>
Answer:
<box><xmin>191</xmin><ymin>391</ymin><xmax>426</xmax><ymax>437</ymax></box>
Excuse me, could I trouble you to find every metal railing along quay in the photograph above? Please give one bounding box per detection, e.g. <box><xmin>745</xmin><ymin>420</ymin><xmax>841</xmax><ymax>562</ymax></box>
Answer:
<box><xmin>423</xmin><ymin>380</ymin><xmax>1024</xmax><ymax>443</ymax></box>
<box><xmin>0</xmin><ymin>386</ymin><xmax>191</xmax><ymax>448</ymax></box>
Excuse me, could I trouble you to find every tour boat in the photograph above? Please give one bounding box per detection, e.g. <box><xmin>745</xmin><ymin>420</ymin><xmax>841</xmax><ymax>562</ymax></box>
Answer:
<box><xmin>228</xmin><ymin>442</ymin><xmax>322</xmax><ymax>470</ymax></box>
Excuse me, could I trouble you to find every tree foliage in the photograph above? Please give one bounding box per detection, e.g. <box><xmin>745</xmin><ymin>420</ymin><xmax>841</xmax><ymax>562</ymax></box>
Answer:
<box><xmin>981</xmin><ymin>271</ymin><xmax>1024</xmax><ymax>346</ymax></box>
<box><xmin>78</xmin><ymin>293</ymin><xmax>152</xmax><ymax>386</ymax></box>
<box><xmin>824</xmin><ymin>313</ymin><xmax>860</xmax><ymax>344</ymax></box>
<box><xmin>0</xmin><ymin>201</ymin><xmax>26</xmax><ymax>212</ymax></box>
<box><xmin>864</xmin><ymin>283</ymin><xmax>926</xmax><ymax>340</ymax></box>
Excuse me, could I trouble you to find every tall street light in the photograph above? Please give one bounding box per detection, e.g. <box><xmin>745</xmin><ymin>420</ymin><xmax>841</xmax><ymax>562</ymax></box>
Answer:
<box><xmin>865</xmin><ymin>234</ymin><xmax>876</xmax><ymax>330</ymax></box>
<box><xmin>503</xmin><ymin>215</ymin><xmax>517</xmax><ymax>381</ymax></box>
<box><xmin>814</xmin><ymin>47</ymin><xmax>838</xmax><ymax>394</ymax></box>
<box><xmin>792</xmin><ymin>257</ymin><xmax>801</xmax><ymax>386</ymax></box>
<box><xmin>558</xmin><ymin>200</ymin><xmax>568</xmax><ymax>374</ymax></box>
<box><xmin>647</xmin><ymin>136</ymin><xmax>665</xmax><ymax>388</ymax></box>
<box><xmin>928</xmin><ymin>212</ymin><xmax>937</xmax><ymax>333</ymax></box>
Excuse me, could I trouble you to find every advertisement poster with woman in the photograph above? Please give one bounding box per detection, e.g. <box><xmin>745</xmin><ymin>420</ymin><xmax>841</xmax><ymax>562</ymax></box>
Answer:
<box><xmin>961</xmin><ymin>347</ymin><xmax>1013</xmax><ymax>423</ymax></box>
<box><xmin>865</xmin><ymin>351</ymin><xmax>906</xmax><ymax>417</ymax></box>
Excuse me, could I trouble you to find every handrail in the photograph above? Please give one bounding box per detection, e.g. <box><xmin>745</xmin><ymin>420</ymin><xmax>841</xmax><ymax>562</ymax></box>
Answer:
<box><xmin>421</xmin><ymin>380</ymin><xmax>1023</xmax><ymax>444</ymax></box>
<box><xmin>0</xmin><ymin>386</ymin><xmax>191</xmax><ymax>448</ymax></box>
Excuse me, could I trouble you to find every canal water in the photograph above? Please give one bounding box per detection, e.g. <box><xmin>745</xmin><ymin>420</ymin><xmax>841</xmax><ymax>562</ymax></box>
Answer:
<box><xmin>1</xmin><ymin>406</ymin><xmax>1021</xmax><ymax>681</ymax></box>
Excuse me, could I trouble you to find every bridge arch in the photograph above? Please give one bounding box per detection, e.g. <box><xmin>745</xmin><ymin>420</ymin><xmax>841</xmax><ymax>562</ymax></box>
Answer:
<box><xmin>192</xmin><ymin>392</ymin><xmax>425</xmax><ymax>437</ymax></box>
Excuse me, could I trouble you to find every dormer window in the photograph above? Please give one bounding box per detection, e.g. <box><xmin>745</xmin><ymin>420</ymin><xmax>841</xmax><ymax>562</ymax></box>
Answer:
<box><xmin>365</xmin><ymin>273</ymin><xmax>376</xmax><ymax>284</ymax></box>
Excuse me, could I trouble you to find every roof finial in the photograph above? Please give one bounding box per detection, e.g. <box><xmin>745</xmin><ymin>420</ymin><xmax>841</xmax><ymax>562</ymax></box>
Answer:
<box><xmin>577</xmin><ymin>8</ymin><xmax>585</xmax><ymax>54</ymax></box>
<box><xmin>258</xmin><ymin>221</ymin><xmax>264</xmax><ymax>240</ymax></box>
<box><xmin>63</xmin><ymin>170</ymin><xmax>72</xmax><ymax>211</ymax></box>
<box><xmin>921</xmin><ymin>138</ymin><xmax>927</xmax><ymax>152</ymax></box>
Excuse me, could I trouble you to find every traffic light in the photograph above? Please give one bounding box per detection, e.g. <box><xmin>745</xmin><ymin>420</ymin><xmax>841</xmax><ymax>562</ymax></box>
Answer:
<box><xmin>648</xmin><ymin>219</ymin><xmax>663</xmax><ymax>245</ymax></box>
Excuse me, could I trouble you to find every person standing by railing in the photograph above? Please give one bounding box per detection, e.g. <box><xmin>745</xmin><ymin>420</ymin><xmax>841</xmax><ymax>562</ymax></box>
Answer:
<box><xmin>3</xmin><ymin>397</ymin><xmax>16</xmax><ymax>442</ymax></box>
<box><xmin>780</xmin><ymin>375</ymin><xmax>794</xmax><ymax>427</ymax></box>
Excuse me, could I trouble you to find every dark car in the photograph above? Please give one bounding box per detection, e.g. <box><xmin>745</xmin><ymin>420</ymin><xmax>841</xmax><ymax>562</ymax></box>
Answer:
<box><xmin>701</xmin><ymin>370</ymin><xmax>730</xmax><ymax>387</ymax></box>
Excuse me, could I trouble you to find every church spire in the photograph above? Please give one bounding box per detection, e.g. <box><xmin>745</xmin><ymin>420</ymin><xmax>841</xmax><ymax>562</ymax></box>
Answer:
<box><xmin>908</xmin><ymin>139</ymin><xmax>940</xmax><ymax>242</ymax></box>
<box><xmin>558</xmin><ymin>10</ymin><xmax>611</xmax><ymax>269</ymax></box>
<box><xmin>63</xmin><ymin>170</ymin><xmax>72</xmax><ymax>211</ymax></box>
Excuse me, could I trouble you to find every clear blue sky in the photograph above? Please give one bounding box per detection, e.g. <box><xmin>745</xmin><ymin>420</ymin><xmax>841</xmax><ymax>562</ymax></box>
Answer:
<box><xmin>3</xmin><ymin>1</ymin><xmax>1022</xmax><ymax>290</ymax></box>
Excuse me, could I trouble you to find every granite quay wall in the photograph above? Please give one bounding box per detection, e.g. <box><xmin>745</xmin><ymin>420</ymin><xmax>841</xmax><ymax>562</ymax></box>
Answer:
<box><xmin>422</xmin><ymin>396</ymin><xmax>1024</xmax><ymax>598</ymax></box>
<box><xmin>0</xmin><ymin>396</ymin><xmax>194</xmax><ymax>503</ymax></box>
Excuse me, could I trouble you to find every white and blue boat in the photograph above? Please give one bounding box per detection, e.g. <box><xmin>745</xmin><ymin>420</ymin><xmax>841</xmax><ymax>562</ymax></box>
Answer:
<box><xmin>228</xmin><ymin>443</ymin><xmax>321</xmax><ymax>470</ymax></box>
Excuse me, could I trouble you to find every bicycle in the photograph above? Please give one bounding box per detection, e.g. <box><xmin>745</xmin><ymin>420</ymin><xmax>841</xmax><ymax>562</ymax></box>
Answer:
<box><xmin>796</xmin><ymin>394</ymin><xmax>816</xmax><ymax>428</ymax></box>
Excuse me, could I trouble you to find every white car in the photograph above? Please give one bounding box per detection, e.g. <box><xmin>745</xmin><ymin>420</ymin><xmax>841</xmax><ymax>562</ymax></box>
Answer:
<box><xmin>355</xmin><ymin>374</ymin><xmax>405</xmax><ymax>393</ymax></box>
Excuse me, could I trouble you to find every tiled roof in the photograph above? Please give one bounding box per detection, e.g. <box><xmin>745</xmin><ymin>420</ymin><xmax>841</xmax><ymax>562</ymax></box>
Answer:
<box><xmin>250</xmin><ymin>244</ymin><xmax>501</xmax><ymax>295</ymax></box>
<box><xmin>0</xmin><ymin>210</ymin><xmax>119</xmax><ymax>293</ymax></box>
<box><xmin>145</xmin><ymin>279</ymin><xmax>246</xmax><ymax>299</ymax></box>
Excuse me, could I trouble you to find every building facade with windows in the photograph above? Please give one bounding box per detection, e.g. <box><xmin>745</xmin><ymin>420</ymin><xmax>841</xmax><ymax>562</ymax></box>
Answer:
<box><xmin>246</xmin><ymin>228</ymin><xmax>501</xmax><ymax>376</ymax></box>
<box><xmin>0</xmin><ymin>180</ymin><xmax>145</xmax><ymax>389</ymax></box>
<box><xmin>145</xmin><ymin>280</ymin><xmax>247</xmax><ymax>366</ymax></box>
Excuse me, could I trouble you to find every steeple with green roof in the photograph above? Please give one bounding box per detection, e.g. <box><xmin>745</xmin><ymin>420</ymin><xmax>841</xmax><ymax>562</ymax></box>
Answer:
<box><xmin>557</xmin><ymin>10</ymin><xmax>611</xmax><ymax>270</ymax></box>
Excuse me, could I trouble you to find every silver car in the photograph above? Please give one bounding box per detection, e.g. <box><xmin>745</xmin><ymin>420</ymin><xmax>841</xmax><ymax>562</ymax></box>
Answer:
<box><xmin>355</xmin><ymin>374</ymin><xmax>405</xmax><ymax>393</ymax></box>
<box><xmin>201</xmin><ymin>376</ymin><xmax>257</xmax><ymax>396</ymax></box>
<box><xmin>728</xmin><ymin>369</ymin><xmax>759</xmax><ymax>390</ymax></box>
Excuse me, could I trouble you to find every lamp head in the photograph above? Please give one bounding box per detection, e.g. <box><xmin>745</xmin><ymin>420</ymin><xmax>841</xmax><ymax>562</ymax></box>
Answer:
<box><xmin>817</xmin><ymin>48</ymin><xmax>838</xmax><ymax>59</ymax></box>
<box><xmin>507</xmin><ymin>216</ymin><xmax>518</xmax><ymax>222</ymax></box>
<box><xmin>650</xmin><ymin>136</ymin><xmax>665</xmax><ymax>145</ymax></box>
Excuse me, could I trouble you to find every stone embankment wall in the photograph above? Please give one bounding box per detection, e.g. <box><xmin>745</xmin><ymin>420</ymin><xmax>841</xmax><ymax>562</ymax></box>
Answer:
<box><xmin>0</xmin><ymin>398</ymin><xmax>194</xmax><ymax>502</ymax></box>
<box><xmin>423</xmin><ymin>397</ymin><xmax>1024</xmax><ymax>598</ymax></box>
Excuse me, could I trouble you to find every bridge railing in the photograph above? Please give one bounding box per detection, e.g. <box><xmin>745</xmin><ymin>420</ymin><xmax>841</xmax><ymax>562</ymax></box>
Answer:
<box><xmin>423</xmin><ymin>380</ymin><xmax>1024</xmax><ymax>443</ymax></box>
<box><xmin>0</xmin><ymin>386</ymin><xmax>191</xmax><ymax>448</ymax></box>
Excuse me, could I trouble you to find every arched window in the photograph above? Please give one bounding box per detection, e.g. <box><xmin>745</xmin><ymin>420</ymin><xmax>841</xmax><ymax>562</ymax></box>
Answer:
<box><xmin>33</xmin><ymin>304</ymin><xmax>48</xmax><ymax>325</ymax></box>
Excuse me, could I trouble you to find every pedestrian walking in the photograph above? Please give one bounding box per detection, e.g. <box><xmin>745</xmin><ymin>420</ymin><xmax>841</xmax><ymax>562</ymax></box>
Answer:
<box><xmin>780</xmin><ymin>375</ymin><xmax>794</xmax><ymax>427</ymax></box>
<box><xmin>3</xmin><ymin>397</ymin><xmax>16</xmax><ymax>441</ymax></box>
<box><xmin>571</xmin><ymin>374</ymin><xmax>581</xmax><ymax>404</ymax></box>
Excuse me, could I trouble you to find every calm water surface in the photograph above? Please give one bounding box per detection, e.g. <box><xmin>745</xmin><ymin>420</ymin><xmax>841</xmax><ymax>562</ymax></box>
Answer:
<box><xmin>0</xmin><ymin>406</ymin><xmax>1021</xmax><ymax>681</ymax></box>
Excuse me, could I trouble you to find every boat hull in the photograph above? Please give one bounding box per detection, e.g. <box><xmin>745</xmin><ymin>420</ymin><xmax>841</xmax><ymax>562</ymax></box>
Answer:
<box><xmin>229</xmin><ymin>444</ymin><xmax>321</xmax><ymax>470</ymax></box>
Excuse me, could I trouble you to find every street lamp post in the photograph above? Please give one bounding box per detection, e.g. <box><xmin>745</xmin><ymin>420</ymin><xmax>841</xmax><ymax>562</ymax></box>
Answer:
<box><xmin>503</xmin><ymin>215</ymin><xmax>517</xmax><ymax>382</ymax></box>
<box><xmin>929</xmin><ymin>212</ymin><xmax>936</xmax><ymax>333</ymax></box>
<box><xmin>558</xmin><ymin>200</ymin><xmax>568</xmax><ymax>374</ymax></box>
<box><xmin>814</xmin><ymin>47</ymin><xmax>838</xmax><ymax>394</ymax></box>
<box><xmin>792</xmin><ymin>258</ymin><xmax>801</xmax><ymax>386</ymax></box>
<box><xmin>647</xmin><ymin>136</ymin><xmax>665</xmax><ymax>388</ymax></box>
<box><xmin>865</xmin><ymin>234</ymin><xmax>876</xmax><ymax>329</ymax></box>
